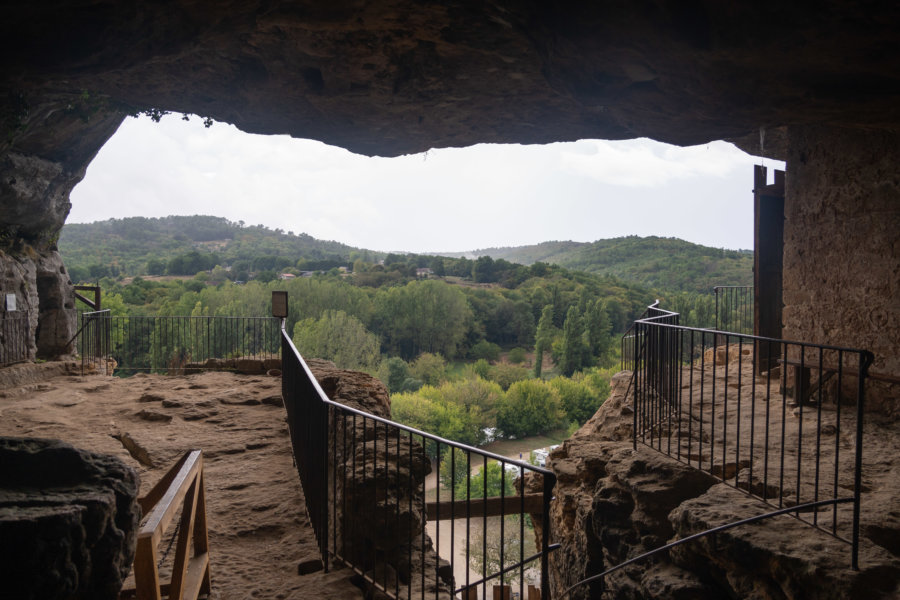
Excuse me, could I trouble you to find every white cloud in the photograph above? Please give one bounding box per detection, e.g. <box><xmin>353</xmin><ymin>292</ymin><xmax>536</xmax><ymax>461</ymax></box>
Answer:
<box><xmin>69</xmin><ymin>114</ymin><xmax>784</xmax><ymax>253</ymax></box>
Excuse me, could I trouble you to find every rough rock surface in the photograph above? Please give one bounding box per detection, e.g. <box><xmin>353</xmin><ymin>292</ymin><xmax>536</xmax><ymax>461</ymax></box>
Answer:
<box><xmin>306</xmin><ymin>358</ymin><xmax>454</xmax><ymax>599</ymax></box>
<box><xmin>538</xmin><ymin>372</ymin><xmax>900</xmax><ymax>599</ymax></box>
<box><xmin>0</xmin><ymin>367</ymin><xmax>366</xmax><ymax>599</ymax></box>
<box><xmin>0</xmin><ymin>437</ymin><xmax>140</xmax><ymax>600</ymax></box>
<box><xmin>783</xmin><ymin>125</ymin><xmax>900</xmax><ymax>415</ymax></box>
<box><xmin>0</xmin><ymin>249</ymin><xmax>77</xmax><ymax>360</ymax></box>
<box><xmin>2</xmin><ymin>2</ymin><xmax>899</xmax><ymax>382</ymax></box>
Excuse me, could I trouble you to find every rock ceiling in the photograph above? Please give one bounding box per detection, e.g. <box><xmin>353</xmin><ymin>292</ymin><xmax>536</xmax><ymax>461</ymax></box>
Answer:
<box><xmin>3</xmin><ymin>0</ymin><xmax>900</xmax><ymax>165</ymax></box>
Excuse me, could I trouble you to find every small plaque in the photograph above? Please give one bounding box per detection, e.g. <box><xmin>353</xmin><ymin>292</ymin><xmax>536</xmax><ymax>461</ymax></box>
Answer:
<box><xmin>271</xmin><ymin>291</ymin><xmax>288</xmax><ymax>319</ymax></box>
<box><xmin>5</xmin><ymin>294</ymin><xmax>16</xmax><ymax>312</ymax></box>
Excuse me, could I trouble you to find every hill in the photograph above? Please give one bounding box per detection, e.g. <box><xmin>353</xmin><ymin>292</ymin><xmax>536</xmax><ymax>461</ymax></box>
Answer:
<box><xmin>451</xmin><ymin>236</ymin><xmax>752</xmax><ymax>293</ymax></box>
<box><xmin>59</xmin><ymin>215</ymin><xmax>371</xmax><ymax>281</ymax></box>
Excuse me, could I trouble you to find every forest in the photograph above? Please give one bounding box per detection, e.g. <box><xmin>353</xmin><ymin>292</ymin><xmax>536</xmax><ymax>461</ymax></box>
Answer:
<box><xmin>61</xmin><ymin>215</ymin><xmax>743</xmax><ymax>448</ymax></box>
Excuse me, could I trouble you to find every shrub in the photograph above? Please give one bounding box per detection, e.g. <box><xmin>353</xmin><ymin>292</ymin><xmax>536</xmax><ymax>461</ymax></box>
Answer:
<box><xmin>471</xmin><ymin>340</ymin><xmax>502</xmax><ymax>362</ymax></box>
<box><xmin>507</xmin><ymin>347</ymin><xmax>527</xmax><ymax>364</ymax></box>
<box><xmin>549</xmin><ymin>377</ymin><xmax>601</xmax><ymax>425</ymax></box>
<box><xmin>487</xmin><ymin>362</ymin><xmax>530</xmax><ymax>391</ymax></box>
<box><xmin>473</xmin><ymin>358</ymin><xmax>491</xmax><ymax>379</ymax></box>
<box><xmin>410</xmin><ymin>352</ymin><xmax>447</xmax><ymax>386</ymax></box>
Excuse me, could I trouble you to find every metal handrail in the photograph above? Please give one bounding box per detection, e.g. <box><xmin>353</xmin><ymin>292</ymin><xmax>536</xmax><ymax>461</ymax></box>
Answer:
<box><xmin>280</xmin><ymin>323</ymin><xmax>558</xmax><ymax>599</ymax></box>
<box><xmin>628</xmin><ymin>300</ymin><xmax>873</xmax><ymax>570</ymax></box>
<box><xmin>78</xmin><ymin>312</ymin><xmax>280</xmax><ymax>375</ymax></box>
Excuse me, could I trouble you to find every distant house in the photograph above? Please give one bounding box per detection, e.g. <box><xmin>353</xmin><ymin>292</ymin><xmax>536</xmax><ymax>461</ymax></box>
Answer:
<box><xmin>299</xmin><ymin>271</ymin><xmax>315</xmax><ymax>278</ymax></box>
<box><xmin>279</xmin><ymin>273</ymin><xmax>296</xmax><ymax>280</ymax></box>
<box><xmin>416</xmin><ymin>268</ymin><xmax>434</xmax><ymax>278</ymax></box>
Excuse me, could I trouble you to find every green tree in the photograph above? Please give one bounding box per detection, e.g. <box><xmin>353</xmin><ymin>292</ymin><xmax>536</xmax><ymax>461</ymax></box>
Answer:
<box><xmin>372</xmin><ymin>280</ymin><xmax>472</xmax><ymax>359</ymax></box>
<box><xmin>377</xmin><ymin>357</ymin><xmax>410</xmax><ymax>393</ymax></box>
<box><xmin>410</xmin><ymin>352</ymin><xmax>447</xmax><ymax>386</ymax></box>
<box><xmin>533</xmin><ymin>304</ymin><xmax>554</xmax><ymax>378</ymax></box>
<box><xmin>584</xmin><ymin>299</ymin><xmax>611</xmax><ymax>359</ymax></box>
<box><xmin>496</xmin><ymin>379</ymin><xmax>562</xmax><ymax>438</ymax></box>
<box><xmin>507</xmin><ymin>347</ymin><xmax>527</xmax><ymax>364</ymax></box>
<box><xmin>470</xmin><ymin>340</ymin><xmax>501</xmax><ymax>362</ymax></box>
<box><xmin>557</xmin><ymin>306</ymin><xmax>586</xmax><ymax>376</ymax></box>
<box><xmin>549</xmin><ymin>376</ymin><xmax>601</xmax><ymax>425</ymax></box>
<box><xmin>292</xmin><ymin>310</ymin><xmax>381</xmax><ymax>371</ymax></box>
<box><xmin>487</xmin><ymin>362</ymin><xmax>530</xmax><ymax>391</ymax></box>
<box><xmin>460</xmin><ymin>461</ymin><xmax>516</xmax><ymax>500</ymax></box>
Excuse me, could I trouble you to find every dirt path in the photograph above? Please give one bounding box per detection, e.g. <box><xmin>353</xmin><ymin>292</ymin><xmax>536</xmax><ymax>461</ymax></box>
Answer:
<box><xmin>0</xmin><ymin>368</ymin><xmax>363</xmax><ymax>600</ymax></box>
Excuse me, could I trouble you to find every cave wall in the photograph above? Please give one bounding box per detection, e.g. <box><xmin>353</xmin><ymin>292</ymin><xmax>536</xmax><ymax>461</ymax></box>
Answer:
<box><xmin>0</xmin><ymin>107</ymin><xmax>123</xmax><ymax>360</ymax></box>
<box><xmin>783</xmin><ymin>126</ymin><xmax>900</xmax><ymax>414</ymax></box>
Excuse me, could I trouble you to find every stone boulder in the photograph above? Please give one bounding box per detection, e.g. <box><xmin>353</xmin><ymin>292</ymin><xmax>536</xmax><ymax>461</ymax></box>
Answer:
<box><xmin>0</xmin><ymin>437</ymin><xmax>140</xmax><ymax>600</ymax></box>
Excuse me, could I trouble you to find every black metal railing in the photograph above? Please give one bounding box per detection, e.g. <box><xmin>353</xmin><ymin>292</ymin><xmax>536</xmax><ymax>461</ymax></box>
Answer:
<box><xmin>0</xmin><ymin>311</ymin><xmax>30</xmax><ymax>367</ymax></box>
<box><xmin>714</xmin><ymin>285</ymin><xmax>753</xmax><ymax>334</ymax></box>
<box><xmin>80</xmin><ymin>311</ymin><xmax>280</xmax><ymax>375</ymax></box>
<box><xmin>627</xmin><ymin>307</ymin><xmax>873</xmax><ymax>568</ymax></box>
<box><xmin>281</xmin><ymin>325</ymin><xmax>558</xmax><ymax>599</ymax></box>
<box><xmin>620</xmin><ymin>301</ymin><xmax>672</xmax><ymax>372</ymax></box>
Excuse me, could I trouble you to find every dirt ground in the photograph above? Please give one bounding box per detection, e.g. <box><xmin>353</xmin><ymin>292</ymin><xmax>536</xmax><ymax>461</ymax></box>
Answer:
<box><xmin>0</xmin><ymin>365</ymin><xmax>363</xmax><ymax>600</ymax></box>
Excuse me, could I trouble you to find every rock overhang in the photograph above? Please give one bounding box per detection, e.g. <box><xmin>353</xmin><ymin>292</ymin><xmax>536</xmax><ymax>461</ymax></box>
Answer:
<box><xmin>2</xmin><ymin>0</ymin><xmax>900</xmax><ymax>161</ymax></box>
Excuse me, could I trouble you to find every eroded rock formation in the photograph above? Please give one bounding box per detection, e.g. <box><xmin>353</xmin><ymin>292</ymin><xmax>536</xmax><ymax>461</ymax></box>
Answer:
<box><xmin>0</xmin><ymin>437</ymin><xmax>140</xmax><ymax>600</ymax></box>
<box><xmin>306</xmin><ymin>359</ymin><xmax>453</xmax><ymax>598</ymax></box>
<box><xmin>537</xmin><ymin>372</ymin><xmax>900</xmax><ymax>599</ymax></box>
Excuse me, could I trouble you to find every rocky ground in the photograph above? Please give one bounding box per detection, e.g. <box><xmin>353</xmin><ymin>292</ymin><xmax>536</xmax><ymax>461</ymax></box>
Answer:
<box><xmin>0</xmin><ymin>362</ymin><xmax>363</xmax><ymax>599</ymax></box>
<box><xmin>542</xmin><ymin>364</ymin><xmax>900</xmax><ymax>599</ymax></box>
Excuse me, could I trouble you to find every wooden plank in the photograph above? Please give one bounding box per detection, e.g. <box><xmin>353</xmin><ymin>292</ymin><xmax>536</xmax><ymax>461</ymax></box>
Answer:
<box><xmin>194</xmin><ymin>469</ymin><xmax>212</xmax><ymax>594</ymax></box>
<box><xmin>168</xmin><ymin>477</ymin><xmax>199</xmax><ymax>599</ymax></box>
<box><xmin>181</xmin><ymin>553</ymin><xmax>210</xmax><ymax>600</ymax></box>
<box><xmin>139</xmin><ymin>451</ymin><xmax>192</xmax><ymax>515</ymax></box>
<box><xmin>141</xmin><ymin>450</ymin><xmax>202</xmax><ymax>546</ymax></box>
<box><xmin>133</xmin><ymin>536</ymin><xmax>161</xmax><ymax>600</ymax></box>
<box><xmin>426</xmin><ymin>493</ymin><xmax>545</xmax><ymax>521</ymax></box>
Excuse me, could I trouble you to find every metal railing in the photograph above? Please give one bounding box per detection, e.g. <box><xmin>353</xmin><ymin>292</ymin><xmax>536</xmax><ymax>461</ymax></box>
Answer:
<box><xmin>620</xmin><ymin>301</ymin><xmax>669</xmax><ymax>372</ymax></box>
<box><xmin>80</xmin><ymin>311</ymin><xmax>280</xmax><ymax>375</ymax></box>
<box><xmin>627</xmin><ymin>306</ymin><xmax>873</xmax><ymax>568</ymax></box>
<box><xmin>0</xmin><ymin>311</ymin><xmax>31</xmax><ymax>367</ymax></box>
<box><xmin>713</xmin><ymin>285</ymin><xmax>753</xmax><ymax>334</ymax></box>
<box><xmin>281</xmin><ymin>324</ymin><xmax>558</xmax><ymax>599</ymax></box>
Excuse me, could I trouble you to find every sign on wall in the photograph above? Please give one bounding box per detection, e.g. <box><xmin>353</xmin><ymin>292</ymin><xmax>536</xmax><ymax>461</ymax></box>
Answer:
<box><xmin>5</xmin><ymin>294</ymin><xmax>16</xmax><ymax>311</ymax></box>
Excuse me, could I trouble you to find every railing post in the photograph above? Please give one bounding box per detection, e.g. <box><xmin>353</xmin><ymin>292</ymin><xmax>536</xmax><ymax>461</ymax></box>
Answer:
<box><xmin>541</xmin><ymin>472</ymin><xmax>555</xmax><ymax>600</ymax></box>
<box><xmin>852</xmin><ymin>351</ymin><xmax>873</xmax><ymax>570</ymax></box>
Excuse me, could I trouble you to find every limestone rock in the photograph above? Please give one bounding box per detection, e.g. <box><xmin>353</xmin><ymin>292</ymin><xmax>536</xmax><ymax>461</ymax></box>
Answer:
<box><xmin>0</xmin><ymin>437</ymin><xmax>140</xmax><ymax>600</ymax></box>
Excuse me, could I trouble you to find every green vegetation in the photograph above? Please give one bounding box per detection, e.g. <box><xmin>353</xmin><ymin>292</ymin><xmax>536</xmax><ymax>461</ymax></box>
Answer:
<box><xmin>62</xmin><ymin>215</ymin><xmax>746</xmax><ymax>450</ymax></box>
<box><xmin>448</xmin><ymin>236</ymin><xmax>752</xmax><ymax>293</ymax></box>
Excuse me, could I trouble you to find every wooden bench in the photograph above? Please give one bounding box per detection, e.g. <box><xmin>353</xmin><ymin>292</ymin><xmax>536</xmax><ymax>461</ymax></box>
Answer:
<box><xmin>119</xmin><ymin>450</ymin><xmax>211</xmax><ymax>600</ymax></box>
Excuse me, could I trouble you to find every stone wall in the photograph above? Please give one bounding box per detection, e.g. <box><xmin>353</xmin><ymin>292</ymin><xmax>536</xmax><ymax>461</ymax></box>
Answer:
<box><xmin>783</xmin><ymin>126</ymin><xmax>900</xmax><ymax>414</ymax></box>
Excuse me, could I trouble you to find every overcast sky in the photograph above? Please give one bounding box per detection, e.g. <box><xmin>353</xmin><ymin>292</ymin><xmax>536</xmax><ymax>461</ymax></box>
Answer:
<box><xmin>69</xmin><ymin>114</ymin><xmax>783</xmax><ymax>254</ymax></box>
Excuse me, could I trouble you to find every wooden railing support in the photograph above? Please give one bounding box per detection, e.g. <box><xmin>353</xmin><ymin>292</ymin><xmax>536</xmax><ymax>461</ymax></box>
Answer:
<box><xmin>119</xmin><ymin>450</ymin><xmax>211</xmax><ymax>600</ymax></box>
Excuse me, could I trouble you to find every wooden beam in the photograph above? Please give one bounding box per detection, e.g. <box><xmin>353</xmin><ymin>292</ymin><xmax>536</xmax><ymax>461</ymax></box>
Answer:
<box><xmin>426</xmin><ymin>493</ymin><xmax>545</xmax><ymax>521</ymax></box>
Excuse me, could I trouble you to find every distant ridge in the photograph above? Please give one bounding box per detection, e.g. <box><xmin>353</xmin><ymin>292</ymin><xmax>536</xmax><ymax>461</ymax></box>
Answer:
<box><xmin>61</xmin><ymin>217</ymin><xmax>751</xmax><ymax>294</ymax></box>
<box><xmin>441</xmin><ymin>236</ymin><xmax>752</xmax><ymax>293</ymax></box>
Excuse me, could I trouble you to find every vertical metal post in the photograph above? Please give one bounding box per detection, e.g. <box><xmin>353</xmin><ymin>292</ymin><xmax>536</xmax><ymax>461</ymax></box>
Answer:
<box><xmin>541</xmin><ymin>472</ymin><xmax>555</xmax><ymax>600</ymax></box>
<box><xmin>851</xmin><ymin>351</ymin><xmax>873</xmax><ymax>570</ymax></box>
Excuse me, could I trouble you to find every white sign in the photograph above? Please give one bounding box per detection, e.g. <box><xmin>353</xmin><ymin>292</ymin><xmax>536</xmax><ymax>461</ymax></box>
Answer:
<box><xmin>5</xmin><ymin>294</ymin><xmax>16</xmax><ymax>311</ymax></box>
